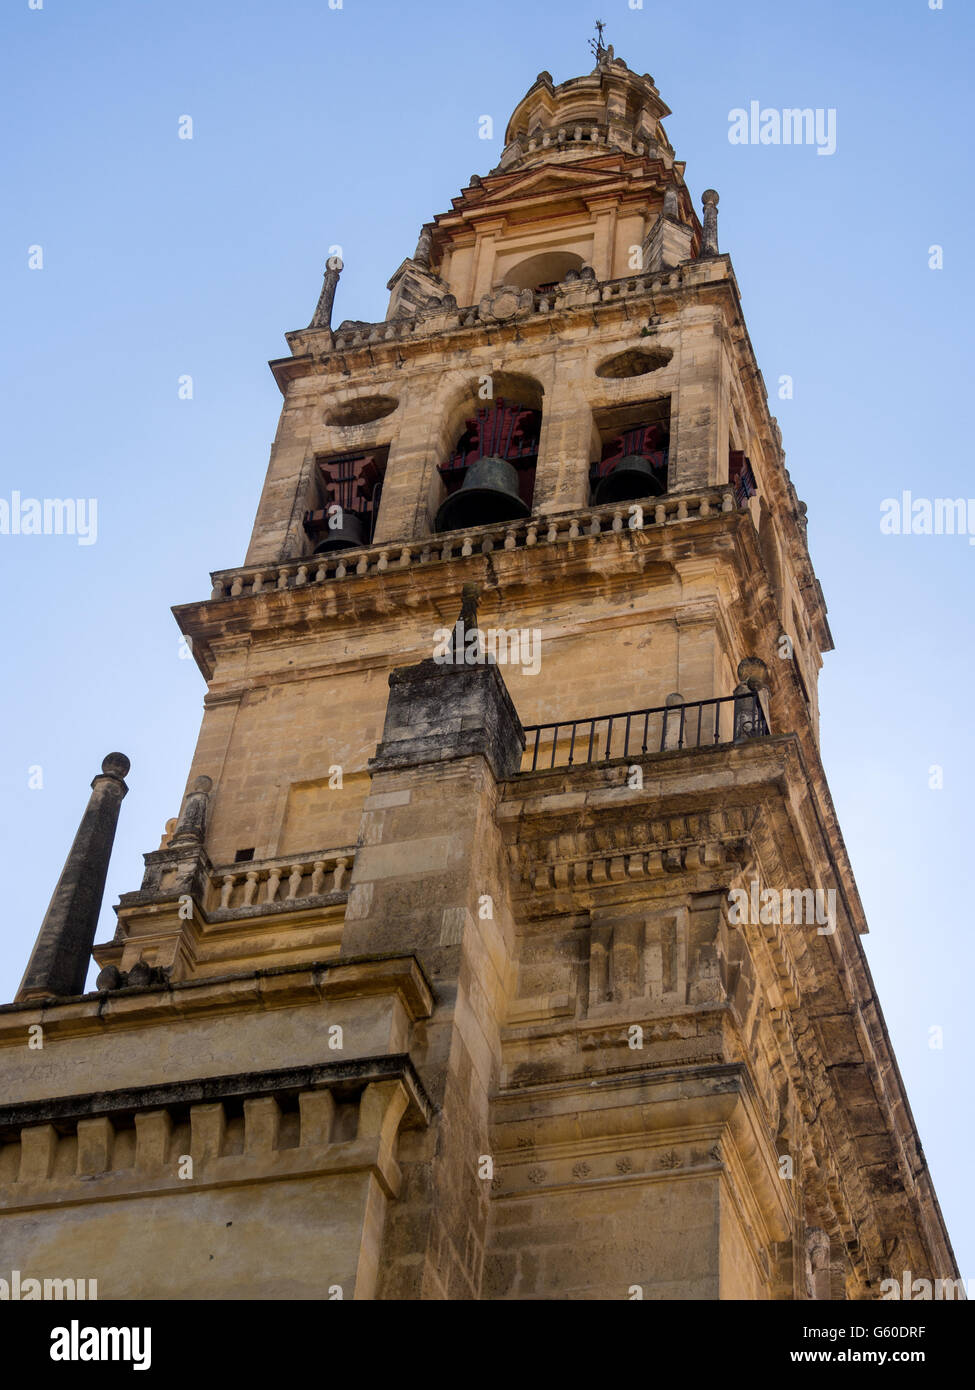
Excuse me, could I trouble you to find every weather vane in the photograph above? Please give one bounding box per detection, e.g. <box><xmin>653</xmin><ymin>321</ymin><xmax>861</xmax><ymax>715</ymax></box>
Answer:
<box><xmin>589</xmin><ymin>19</ymin><xmax>607</xmax><ymax>61</ymax></box>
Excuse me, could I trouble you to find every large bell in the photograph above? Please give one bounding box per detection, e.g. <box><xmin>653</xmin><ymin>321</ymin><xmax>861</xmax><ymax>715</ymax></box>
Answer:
<box><xmin>593</xmin><ymin>454</ymin><xmax>666</xmax><ymax>505</ymax></box>
<box><xmin>313</xmin><ymin>510</ymin><xmax>368</xmax><ymax>553</ymax></box>
<box><xmin>434</xmin><ymin>455</ymin><xmax>531</xmax><ymax>533</ymax></box>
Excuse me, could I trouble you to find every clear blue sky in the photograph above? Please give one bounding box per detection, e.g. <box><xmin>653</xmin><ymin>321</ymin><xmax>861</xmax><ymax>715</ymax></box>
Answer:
<box><xmin>1</xmin><ymin>0</ymin><xmax>971</xmax><ymax>1280</ymax></box>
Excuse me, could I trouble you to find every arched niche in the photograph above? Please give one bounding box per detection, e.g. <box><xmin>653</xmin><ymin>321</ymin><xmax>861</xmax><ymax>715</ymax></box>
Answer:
<box><xmin>502</xmin><ymin>251</ymin><xmax>584</xmax><ymax>292</ymax></box>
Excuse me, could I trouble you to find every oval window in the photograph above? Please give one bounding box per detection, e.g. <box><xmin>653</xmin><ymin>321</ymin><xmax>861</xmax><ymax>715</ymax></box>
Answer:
<box><xmin>326</xmin><ymin>396</ymin><xmax>399</xmax><ymax>426</ymax></box>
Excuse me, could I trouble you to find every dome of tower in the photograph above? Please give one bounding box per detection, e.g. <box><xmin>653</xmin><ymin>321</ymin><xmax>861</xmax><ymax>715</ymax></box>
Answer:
<box><xmin>494</xmin><ymin>51</ymin><xmax>675</xmax><ymax>175</ymax></box>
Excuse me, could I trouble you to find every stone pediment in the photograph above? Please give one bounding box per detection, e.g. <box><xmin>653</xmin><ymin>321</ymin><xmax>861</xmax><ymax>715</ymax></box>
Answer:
<box><xmin>462</xmin><ymin>163</ymin><xmax>628</xmax><ymax>208</ymax></box>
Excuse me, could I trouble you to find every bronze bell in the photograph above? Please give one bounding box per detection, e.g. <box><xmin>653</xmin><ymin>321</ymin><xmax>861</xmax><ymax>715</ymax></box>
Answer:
<box><xmin>313</xmin><ymin>510</ymin><xmax>368</xmax><ymax>553</ymax></box>
<box><xmin>434</xmin><ymin>455</ymin><xmax>531</xmax><ymax>533</ymax></box>
<box><xmin>593</xmin><ymin>454</ymin><xmax>666</xmax><ymax>505</ymax></box>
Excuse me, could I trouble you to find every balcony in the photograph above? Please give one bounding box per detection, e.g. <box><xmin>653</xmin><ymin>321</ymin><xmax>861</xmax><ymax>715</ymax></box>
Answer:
<box><xmin>520</xmin><ymin>692</ymin><xmax>770</xmax><ymax>773</ymax></box>
<box><xmin>208</xmin><ymin>486</ymin><xmax>741</xmax><ymax>601</ymax></box>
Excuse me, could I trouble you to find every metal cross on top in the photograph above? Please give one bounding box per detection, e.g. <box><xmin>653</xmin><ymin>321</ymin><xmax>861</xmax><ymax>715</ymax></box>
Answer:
<box><xmin>589</xmin><ymin>19</ymin><xmax>607</xmax><ymax>61</ymax></box>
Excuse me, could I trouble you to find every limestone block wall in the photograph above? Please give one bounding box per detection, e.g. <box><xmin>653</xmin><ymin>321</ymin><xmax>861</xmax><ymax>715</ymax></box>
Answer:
<box><xmin>0</xmin><ymin>960</ymin><xmax>433</xmax><ymax>1299</ymax></box>
<box><xmin>0</xmin><ymin>1081</ymin><xmax>411</xmax><ymax>1301</ymax></box>
<box><xmin>484</xmin><ymin>1068</ymin><xmax>790</xmax><ymax>1300</ymax></box>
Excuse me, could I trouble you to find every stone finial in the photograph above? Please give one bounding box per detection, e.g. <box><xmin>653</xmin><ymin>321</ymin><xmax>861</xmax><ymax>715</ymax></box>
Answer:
<box><xmin>169</xmin><ymin>775</ymin><xmax>213</xmax><ymax>847</ymax></box>
<box><xmin>413</xmin><ymin>226</ymin><xmax>433</xmax><ymax>268</ymax></box>
<box><xmin>663</xmin><ymin>183</ymin><xmax>680</xmax><ymax>220</ymax></box>
<box><xmin>308</xmin><ymin>255</ymin><xmax>344</xmax><ymax>329</ymax></box>
<box><xmin>701</xmin><ymin>189</ymin><xmax>720</xmax><ymax>256</ymax></box>
<box><xmin>16</xmin><ymin>753</ymin><xmax>131</xmax><ymax>1002</ymax></box>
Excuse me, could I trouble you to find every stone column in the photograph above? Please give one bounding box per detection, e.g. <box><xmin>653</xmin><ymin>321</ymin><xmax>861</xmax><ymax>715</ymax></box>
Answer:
<box><xmin>701</xmin><ymin>189</ymin><xmax>720</xmax><ymax>256</ymax></box>
<box><xmin>16</xmin><ymin>753</ymin><xmax>130</xmax><ymax>1002</ymax></box>
<box><xmin>308</xmin><ymin>255</ymin><xmax>343</xmax><ymax>329</ymax></box>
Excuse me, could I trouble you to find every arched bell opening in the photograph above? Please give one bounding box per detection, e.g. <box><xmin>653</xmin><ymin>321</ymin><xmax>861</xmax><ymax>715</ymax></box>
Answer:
<box><xmin>589</xmin><ymin>402</ymin><xmax>670</xmax><ymax>506</ymax></box>
<box><xmin>434</xmin><ymin>395</ymin><xmax>542</xmax><ymax>534</ymax></box>
<box><xmin>303</xmin><ymin>447</ymin><xmax>389</xmax><ymax>553</ymax></box>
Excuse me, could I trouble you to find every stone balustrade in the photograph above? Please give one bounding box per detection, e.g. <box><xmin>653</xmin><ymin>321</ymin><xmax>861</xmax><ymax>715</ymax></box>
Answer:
<box><xmin>329</xmin><ymin>262</ymin><xmax>725</xmax><ymax>351</ymax></box>
<box><xmin>209</xmin><ymin>848</ymin><xmax>354</xmax><ymax>915</ymax></box>
<box><xmin>209</xmin><ymin>487</ymin><xmax>739</xmax><ymax>601</ymax></box>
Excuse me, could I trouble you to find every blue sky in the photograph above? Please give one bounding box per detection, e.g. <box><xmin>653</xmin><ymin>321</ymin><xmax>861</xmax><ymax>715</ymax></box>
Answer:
<box><xmin>1</xmin><ymin>0</ymin><xmax>972</xmax><ymax>1280</ymax></box>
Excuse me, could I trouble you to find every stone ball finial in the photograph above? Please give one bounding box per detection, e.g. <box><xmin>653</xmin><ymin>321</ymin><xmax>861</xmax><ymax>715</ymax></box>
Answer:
<box><xmin>737</xmin><ymin>657</ymin><xmax>769</xmax><ymax>691</ymax></box>
<box><xmin>101</xmin><ymin>752</ymin><xmax>130</xmax><ymax>778</ymax></box>
<box><xmin>191</xmin><ymin>775</ymin><xmax>213</xmax><ymax>794</ymax></box>
<box><xmin>127</xmin><ymin>958</ymin><xmax>153</xmax><ymax>988</ymax></box>
<box><xmin>702</xmin><ymin>189</ymin><xmax>720</xmax><ymax>207</ymax></box>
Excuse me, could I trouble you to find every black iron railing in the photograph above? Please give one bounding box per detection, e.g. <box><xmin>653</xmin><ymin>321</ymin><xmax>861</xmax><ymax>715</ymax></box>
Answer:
<box><xmin>521</xmin><ymin>692</ymin><xmax>769</xmax><ymax>773</ymax></box>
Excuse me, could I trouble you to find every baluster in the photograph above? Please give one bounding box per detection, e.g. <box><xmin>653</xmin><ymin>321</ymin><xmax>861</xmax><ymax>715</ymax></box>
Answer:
<box><xmin>440</xmin><ymin>540</ymin><xmax>453</xmax><ymax>561</ymax></box>
<box><xmin>461</xmin><ymin>535</ymin><xmax>473</xmax><ymax>557</ymax></box>
<box><xmin>242</xmin><ymin>870</ymin><xmax>259</xmax><ymax>907</ymax></box>
<box><xmin>230</xmin><ymin>576</ymin><xmax>243</xmax><ymax>597</ymax></box>
<box><xmin>654</xmin><ymin>503</ymin><xmax>666</xmax><ymax>526</ymax></box>
<box><xmin>220</xmin><ymin>874</ymin><xmax>235</xmax><ymax>909</ymax></box>
<box><xmin>546</xmin><ymin>523</ymin><xmax>558</xmax><ymax>543</ymax></box>
<box><xmin>315</xmin><ymin>560</ymin><xmax>328</xmax><ymax>582</ymax></box>
<box><xmin>677</xmin><ymin>499</ymin><xmax>688</xmax><ymax>521</ymax></box>
<box><xmin>332</xmin><ymin>857</ymin><xmax>349</xmax><ymax>892</ymax></box>
<box><xmin>334</xmin><ymin>560</ymin><xmax>346</xmax><ymax>578</ymax></box>
<box><xmin>287</xmin><ymin>865</ymin><xmax>303</xmax><ymax>900</ymax></box>
<box><xmin>277</xmin><ymin>567</ymin><xmax>290</xmax><ymax>590</ymax></box>
<box><xmin>310</xmin><ymin>860</ymin><xmax>326</xmax><ymax>895</ymax></box>
<box><xmin>504</xmin><ymin>527</ymin><xmax>517</xmax><ymax>550</ymax></box>
<box><xmin>398</xmin><ymin>546</ymin><xmax>411</xmax><ymax>567</ymax></box>
<box><xmin>481</xmin><ymin>532</ymin><xmax>494</xmax><ymax>554</ymax></box>
<box><xmin>252</xmin><ymin>572</ymin><xmax>264</xmax><ymax>595</ymax></box>
<box><xmin>698</xmin><ymin>497</ymin><xmax>711</xmax><ymax>518</ymax></box>
<box><xmin>568</xmin><ymin>519</ymin><xmax>580</xmax><ymax>539</ymax></box>
<box><xmin>355</xmin><ymin>555</ymin><xmax>368</xmax><ymax>575</ymax></box>
<box><xmin>265</xmin><ymin>868</ymin><xmax>281</xmax><ymax>903</ymax></box>
<box><xmin>612</xmin><ymin>509</ymin><xmax>624</xmax><ymax>532</ymax></box>
<box><xmin>526</xmin><ymin>522</ymin><xmax>538</xmax><ymax>546</ymax></box>
<box><xmin>722</xmin><ymin>491</ymin><xmax>735</xmax><ymax>512</ymax></box>
<box><xmin>588</xmin><ymin>514</ymin><xmax>601</xmax><ymax>536</ymax></box>
<box><xmin>376</xmin><ymin>550</ymin><xmax>389</xmax><ymax>572</ymax></box>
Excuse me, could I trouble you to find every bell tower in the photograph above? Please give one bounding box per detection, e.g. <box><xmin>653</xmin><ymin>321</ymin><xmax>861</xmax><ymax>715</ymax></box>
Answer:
<box><xmin>0</xmin><ymin>44</ymin><xmax>957</xmax><ymax>1301</ymax></box>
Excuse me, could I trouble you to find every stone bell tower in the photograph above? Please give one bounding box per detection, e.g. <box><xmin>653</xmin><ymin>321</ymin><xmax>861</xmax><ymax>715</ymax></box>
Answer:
<box><xmin>0</xmin><ymin>43</ymin><xmax>957</xmax><ymax>1301</ymax></box>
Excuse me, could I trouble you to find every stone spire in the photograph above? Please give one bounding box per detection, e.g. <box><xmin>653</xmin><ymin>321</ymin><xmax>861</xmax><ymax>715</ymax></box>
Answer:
<box><xmin>412</xmin><ymin>226</ymin><xmax>433</xmax><ymax>268</ymax></box>
<box><xmin>309</xmin><ymin>254</ymin><xmax>344</xmax><ymax>329</ymax></box>
<box><xmin>701</xmin><ymin>189</ymin><xmax>720</xmax><ymax>255</ymax></box>
<box><xmin>169</xmin><ymin>775</ymin><xmax>213</xmax><ymax>847</ymax></box>
<box><xmin>16</xmin><ymin>753</ymin><xmax>130</xmax><ymax>1002</ymax></box>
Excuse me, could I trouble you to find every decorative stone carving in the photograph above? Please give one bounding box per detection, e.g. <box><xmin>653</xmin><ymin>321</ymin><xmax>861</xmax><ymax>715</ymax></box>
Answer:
<box><xmin>477</xmin><ymin>285</ymin><xmax>534</xmax><ymax>323</ymax></box>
